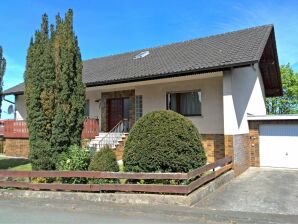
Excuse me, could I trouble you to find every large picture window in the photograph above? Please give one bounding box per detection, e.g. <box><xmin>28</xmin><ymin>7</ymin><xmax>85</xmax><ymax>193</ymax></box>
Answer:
<box><xmin>166</xmin><ymin>91</ymin><xmax>201</xmax><ymax>116</ymax></box>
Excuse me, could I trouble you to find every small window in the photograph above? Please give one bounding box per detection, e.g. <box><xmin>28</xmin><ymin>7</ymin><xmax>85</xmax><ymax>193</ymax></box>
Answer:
<box><xmin>84</xmin><ymin>100</ymin><xmax>90</xmax><ymax>117</ymax></box>
<box><xmin>135</xmin><ymin>95</ymin><xmax>143</xmax><ymax>120</ymax></box>
<box><xmin>133</xmin><ymin>51</ymin><xmax>150</xmax><ymax>59</ymax></box>
<box><xmin>166</xmin><ymin>91</ymin><xmax>201</xmax><ymax>116</ymax></box>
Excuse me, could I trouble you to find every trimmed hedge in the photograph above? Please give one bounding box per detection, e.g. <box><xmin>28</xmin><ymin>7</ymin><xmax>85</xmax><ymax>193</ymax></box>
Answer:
<box><xmin>88</xmin><ymin>145</ymin><xmax>119</xmax><ymax>172</ymax></box>
<box><xmin>123</xmin><ymin>110</ymin><xmax>207</xmax><ymax>173</ymax></box>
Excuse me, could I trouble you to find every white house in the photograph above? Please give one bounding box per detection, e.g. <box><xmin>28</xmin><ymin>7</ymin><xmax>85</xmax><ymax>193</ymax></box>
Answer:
<box><xmin>3</xmin><ymin>25</ymin><xmax>284</xmax><ymax>170</ymax></box>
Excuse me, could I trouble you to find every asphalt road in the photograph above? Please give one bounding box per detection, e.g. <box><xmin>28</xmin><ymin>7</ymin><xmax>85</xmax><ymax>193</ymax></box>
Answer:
<box><xmin>1</xmin><ymin>197</ymin><xmax>298</xmax><ymax>224</ymax></box>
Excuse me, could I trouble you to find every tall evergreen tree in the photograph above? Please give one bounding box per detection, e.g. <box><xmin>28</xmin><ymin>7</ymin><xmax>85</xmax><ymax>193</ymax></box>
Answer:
<box><xmin>25</xmin><ymin>15</ymin><xmax>56</xmax><ymax>170</ymax></box>
<box><xmin>0</xmin><ymin>46</ymin><xmax>6</xmax><ymax>117</ymax></box>
<box><xmin>51</xmin><ymin>9</ymin><xmax>85</xmax><ymax>154</ymax></box>
<box><xmin>25</xmin><ymin>10</ymin><xmax>85</xmax><ymax>170</ymax></box>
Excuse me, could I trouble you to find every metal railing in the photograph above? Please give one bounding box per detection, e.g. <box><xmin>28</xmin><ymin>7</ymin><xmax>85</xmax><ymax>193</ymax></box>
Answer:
<box><xmin>92</xmin><ymin>119</ymin><xmax>129</xmax><ymax>149</ymax></box>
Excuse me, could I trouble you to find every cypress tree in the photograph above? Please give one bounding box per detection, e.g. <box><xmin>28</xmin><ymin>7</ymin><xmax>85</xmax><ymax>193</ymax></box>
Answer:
<box><xmin>25</xmin><ymin>15</ymin><xmax>56</xmax><ymax>170</ymax></box>
<box><xmin>51</xmin><ymin>9</ymin><xmax>85</xmax><ymax>154</ymax></box>
<box><xmin>0</xmin><ymin>46</ymin><xmax>6</xmax><ymax>117</ymax></box>
<box><xmin>25</xmin><ymin>10</ymin><xmax>85</xmax><ymax>170</ymax></box>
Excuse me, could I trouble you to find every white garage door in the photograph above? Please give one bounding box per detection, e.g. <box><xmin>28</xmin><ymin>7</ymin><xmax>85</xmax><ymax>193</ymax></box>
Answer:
<box><xmin>259</xmin><ymin>124</ymin><xmax>298</xmax><ymax>168</ymax></box>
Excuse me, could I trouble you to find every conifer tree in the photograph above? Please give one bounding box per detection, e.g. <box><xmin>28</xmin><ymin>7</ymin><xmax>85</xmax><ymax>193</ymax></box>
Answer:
<box><xmin>25</xmin><ymin>15</ymin><xmax>56</xmax><ymax>170</ymax></box>
<box><xmin>51</xmin><ymin>9</ymin><xmax>85</xmax><ymax>154</ymax></box>
<box><xmin>0</xmin><ymin>46</ymin><xmax>6</xmax><ymax>117</ymax></box>
<box><xmin>25</xmin><ymin>10</ymin><xmax>85</xmax><ymax>170</ymax></box>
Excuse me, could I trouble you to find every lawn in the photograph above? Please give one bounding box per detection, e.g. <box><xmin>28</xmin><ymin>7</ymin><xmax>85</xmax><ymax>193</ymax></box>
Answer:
<box><xmin>0</xmin><ymin>157</ymin><xmax>31</xmax><ymax>170</ymax></box>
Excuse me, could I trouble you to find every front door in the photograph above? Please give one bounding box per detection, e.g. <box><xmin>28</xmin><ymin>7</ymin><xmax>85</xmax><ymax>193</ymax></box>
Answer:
<box><xmin>107</xmin><ymin>98</ymin><xmax>124</xmax><ymax>131</ymax></box>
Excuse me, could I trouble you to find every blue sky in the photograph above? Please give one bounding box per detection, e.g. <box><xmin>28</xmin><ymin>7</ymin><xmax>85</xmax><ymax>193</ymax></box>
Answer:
<box><xmin>1</xmin><ymin>0</ymin><xmax>298</xmax><ymax>118</ymax></box>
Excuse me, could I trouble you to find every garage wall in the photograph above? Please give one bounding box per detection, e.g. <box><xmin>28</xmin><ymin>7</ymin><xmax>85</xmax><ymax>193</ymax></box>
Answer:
<box><xmin>249</xmin><ymin>119</ymin><xmax>298</xmax><ymax>167</ymax></box>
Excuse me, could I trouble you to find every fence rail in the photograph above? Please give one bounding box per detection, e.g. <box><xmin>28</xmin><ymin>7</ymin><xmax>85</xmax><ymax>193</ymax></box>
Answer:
<box><xmin>0</xmin><ymin>118</ymin><xmax>99</xmax><ymax>139</ymax></box>
<box><xmin>0</xmin><ymin>157</ymin><xmax>232</xmax><ymax>195</ymax></box>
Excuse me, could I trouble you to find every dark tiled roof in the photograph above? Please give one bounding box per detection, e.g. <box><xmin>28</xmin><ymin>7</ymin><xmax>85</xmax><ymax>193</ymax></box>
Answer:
<box><xmin>4</xmin><ymin>25</ymin><xmax>276</xmax><ymax>95</ymax></box>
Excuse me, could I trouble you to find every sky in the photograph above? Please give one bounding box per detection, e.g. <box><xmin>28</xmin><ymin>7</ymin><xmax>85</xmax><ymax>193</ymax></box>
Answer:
<box><xmin>1</xmin><ymin>0</ymin><xmax>298</xmax><ymax>118</ymax></box>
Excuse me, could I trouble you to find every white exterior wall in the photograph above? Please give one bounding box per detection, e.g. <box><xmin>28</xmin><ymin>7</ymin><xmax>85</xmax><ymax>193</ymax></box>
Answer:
<box><xmin>135</xmin><ymin>75</ymin><xmax>224</xmax><ymax>134</ymax></box>
<box><xmin>86</xmin><ymin>89</ymin><xmax>101</xmax><ymax>118</ymax></box>
<box><xmin>15</xmin><ymin>95</ymin><xmax>27</xmax><ymax>120</ymax></box>
<box><xmin>13</xmin><ymin>67</ymin><xmax>268</xmax><ymax>136</ymax></box>
<box><xmin>223</xmin><ymin>64</ymin><xmax>266</xmax><ymax>135</ymax></box>
<box><xmin>14</xmin><ymin>91</ymin><xmax>102</xmax><ymax>120</ymax></box>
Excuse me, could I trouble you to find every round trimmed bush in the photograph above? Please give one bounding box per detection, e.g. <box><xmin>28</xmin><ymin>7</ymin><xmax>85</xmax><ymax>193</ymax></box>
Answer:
<box><xmin>123</xmin><ymin>110</ymin><xmax>207</xmax><ymax>172</ymax></box>
<box><xmin>88</xmin><ymin>145</ymin><xmax>119</xmax><ymax>172</ymax></box>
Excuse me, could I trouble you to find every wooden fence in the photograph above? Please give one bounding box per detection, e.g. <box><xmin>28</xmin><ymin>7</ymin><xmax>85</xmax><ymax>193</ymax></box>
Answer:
<box><xmin>0</xmin><ymin>118</ymin><xmax>99</xmax><ymax>139</ymax></box>
<box><xmin>0</xmin><ymin>157</ymin><xmax>232</xmax><ymax>195</ymax></box>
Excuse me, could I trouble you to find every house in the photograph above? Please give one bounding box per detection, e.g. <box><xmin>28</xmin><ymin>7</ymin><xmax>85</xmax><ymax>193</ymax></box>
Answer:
<box><xmin>4</xmin><ymin>24</ymin><xmax>297</xmax><ymax>174</ymax></box>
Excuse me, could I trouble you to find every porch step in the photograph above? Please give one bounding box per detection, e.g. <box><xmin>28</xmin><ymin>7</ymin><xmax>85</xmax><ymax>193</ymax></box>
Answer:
<box><xmin>88</xmin><ymin>132</ymin><xmax>129</xmax><ymax>151</ymax></box>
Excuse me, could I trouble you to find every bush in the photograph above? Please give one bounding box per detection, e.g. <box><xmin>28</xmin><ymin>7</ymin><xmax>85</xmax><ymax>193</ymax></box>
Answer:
<box><xmin>123</xmin><ymin>110</ymin><xmax>207</xmax><ymax>173</ymax></box>
<box><xmin>56</xmin><ymin>145</ymin><xmax>91</xmax><ymax>184</ymax></box>
<box><xmin>89</xmin><ymin>145</ymin><xmax>119</xmax><ymax>184</ymax></box>
<box><xmin>88</xmin><ymin>145</ymin><xmax>119</xmax><ymax>172</ymax></box>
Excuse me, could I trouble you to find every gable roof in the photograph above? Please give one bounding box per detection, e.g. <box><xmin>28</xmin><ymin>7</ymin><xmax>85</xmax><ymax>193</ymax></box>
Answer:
<box><xmin>3</xmin><ymin>24</ymin><xmax>282</xmax><ymax>97</ymax></box>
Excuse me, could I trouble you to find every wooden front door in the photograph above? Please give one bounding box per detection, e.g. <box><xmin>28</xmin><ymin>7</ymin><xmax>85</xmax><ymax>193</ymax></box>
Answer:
<box><xmin>107</xmin><ymin>98</ymin><xmax>124</xmax><ymax>131</ymax></box>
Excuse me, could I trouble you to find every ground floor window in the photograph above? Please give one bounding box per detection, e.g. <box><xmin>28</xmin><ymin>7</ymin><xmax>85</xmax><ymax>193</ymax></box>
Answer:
<box><xmin>166</xmin><ymin>90</ymin><xmax>201</xmax><ymax>116</ymax></box>
<box><xmin>135</xmin><ymin>95</ymin><xmax>143</xmax><ymax>120</ymax></box>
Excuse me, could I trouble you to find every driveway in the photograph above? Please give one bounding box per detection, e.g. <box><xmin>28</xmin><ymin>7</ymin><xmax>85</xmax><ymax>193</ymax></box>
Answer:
<box><xmin>195</xmin><ymin>167</ymin><xmax>298</xmax><ymax>215</ymax></box>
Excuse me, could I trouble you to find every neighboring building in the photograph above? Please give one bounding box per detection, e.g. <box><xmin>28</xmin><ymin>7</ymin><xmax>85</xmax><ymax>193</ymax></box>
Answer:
<box><xmin>3</xmin><ymin>24</ymin><xmax>289</xmax><ymax>173</ymax></box>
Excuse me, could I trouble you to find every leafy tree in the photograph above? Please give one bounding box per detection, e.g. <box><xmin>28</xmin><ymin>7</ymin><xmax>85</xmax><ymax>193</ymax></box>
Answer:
<box><xmin>266</xmin><ymin>64</ymin><xmax>298</xmax><ymax>114</ymax></box>
<box><xmin>0</xmin><ymin>46</ymin><xmax>6</xmax><ymax>117</ymax></box>
<box><xmin>51</xmin><ymin>9</ymin><xmax>85</xmax><ymax>154</ymax></box>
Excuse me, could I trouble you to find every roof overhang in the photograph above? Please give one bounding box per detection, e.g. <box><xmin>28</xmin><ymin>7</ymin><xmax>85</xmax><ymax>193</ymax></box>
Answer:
<box><xmin>258</xmin><ymin>27</ymin><xmax>282</xmax><ymax>97</ymax></box>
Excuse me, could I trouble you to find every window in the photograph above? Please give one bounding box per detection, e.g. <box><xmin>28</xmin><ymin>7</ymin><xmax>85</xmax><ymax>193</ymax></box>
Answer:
<box><xmin>135</xmin><ymin>95</ymin><xmax>143</xmax><ymax>120</ymax></box>
<box><xmin>166</xmin><ymin>91</ymin><xmax>201</xmax><ymax>116</ymax></box>
<box><xmin>84</xmin><ymin>100</ymin><xmax>90</xmax><ymax>117</ymax></box>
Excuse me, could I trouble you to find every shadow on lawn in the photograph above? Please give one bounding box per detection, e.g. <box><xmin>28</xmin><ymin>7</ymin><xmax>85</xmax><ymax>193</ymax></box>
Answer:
<box><xmin>0</xmin><ymin>158</ymin><xmax>30</xmax><ymax>169</ymax></box>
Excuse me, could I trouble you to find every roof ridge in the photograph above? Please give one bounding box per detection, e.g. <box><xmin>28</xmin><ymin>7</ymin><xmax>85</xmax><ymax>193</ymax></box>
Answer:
<box><xmin>84</xmin><ymin>24</ymin><xmax>273</xmax><ymax>62</ymax></box>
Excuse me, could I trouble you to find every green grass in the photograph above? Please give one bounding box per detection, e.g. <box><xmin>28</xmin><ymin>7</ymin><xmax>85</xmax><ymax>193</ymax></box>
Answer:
<box><xmin>0</xmin><ymin>157</ymin><xmax>30</xmax><ymax>170</ymax></box>
<box><xmin>119</xmin><ymin>164</ymin><xmax>124</xmax><ymax>172</ymax></box>
<box><xmin>10</xmin><ymin>163</ymin><xmax>32</xmax><ymax>171</ymax></box>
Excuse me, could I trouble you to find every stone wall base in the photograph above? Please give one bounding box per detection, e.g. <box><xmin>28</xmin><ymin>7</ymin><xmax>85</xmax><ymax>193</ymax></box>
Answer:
<box><xmin>201</xmin><ymin>134</ymin><xmax>225</xmax><ymax>163</ymax></box>
<box><xmin>4</xmin><ymin>138</ymin><xmax>30</xmax><ymax>158</ymax></box>
<box><xmin>224</xmin><ymin>134</ymin><xmax>250</xmax><ymax>176</ymax></box>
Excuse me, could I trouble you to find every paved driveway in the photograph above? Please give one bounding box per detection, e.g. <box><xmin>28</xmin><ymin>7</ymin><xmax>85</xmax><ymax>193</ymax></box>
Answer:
<box><xmin>195</xmin><ymin>167</ymin><xmax>298</xmax><ymax>215</ymax></box>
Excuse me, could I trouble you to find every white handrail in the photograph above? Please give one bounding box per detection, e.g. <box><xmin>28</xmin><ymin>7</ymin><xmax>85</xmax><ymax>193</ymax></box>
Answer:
<box><xmin>92</xmin><ymin>119</ymin><xmax>128</xmax><ymax>149</ymax></box>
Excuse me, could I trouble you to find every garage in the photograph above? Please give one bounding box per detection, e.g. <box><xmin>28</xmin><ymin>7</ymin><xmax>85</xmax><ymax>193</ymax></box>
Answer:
<box><xmin>259</xmin><ymin>124</ymin><xmax>298</xmax><ymax>168</ymax></box>
<box><xmin>248</xmin><ymin>115</ymin><xmax>298</xmax><ymax>169</ymax></box>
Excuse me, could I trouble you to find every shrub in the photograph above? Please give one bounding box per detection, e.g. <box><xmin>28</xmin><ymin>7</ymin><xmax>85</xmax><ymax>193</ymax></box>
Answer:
<box><xmin>88</xmin><ymin>145</ymin><xmax>119</xmax><ymax>172</ymax></box>
<box><xmin>88</xmin><ymin>145</ymin><xmax>119</xmax><ymax>184</ymax></box>
<box><xmin>123</xmin><ymin>110</ymin><xmax>207</xmax><ymax>173</ymax></box>
<box><xmin>56</xmin><ymin>145</ymin><xmax>91</xmax><ymax>184</ymax></box>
